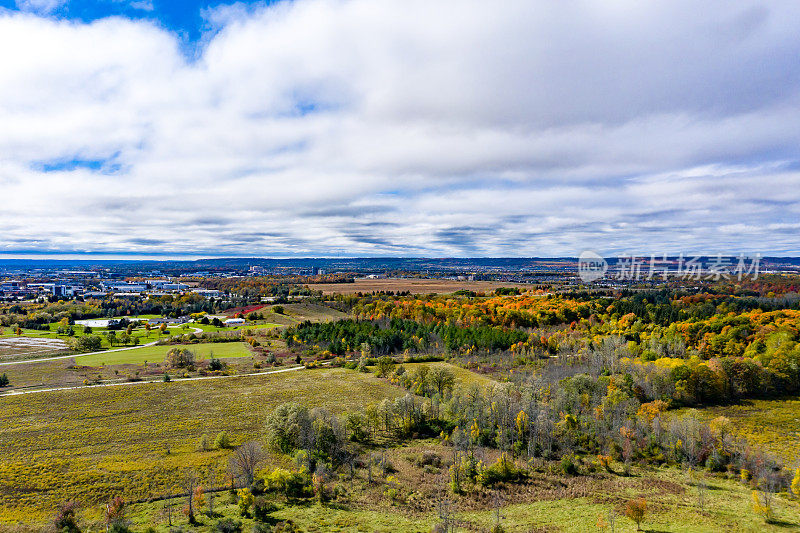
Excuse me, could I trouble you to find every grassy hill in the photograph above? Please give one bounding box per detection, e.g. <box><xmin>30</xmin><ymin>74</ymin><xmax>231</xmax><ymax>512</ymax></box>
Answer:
<box><xmin>0</xmin><ymin>367</ymin><xmax>403</xmax><ymax>523</ymax></box>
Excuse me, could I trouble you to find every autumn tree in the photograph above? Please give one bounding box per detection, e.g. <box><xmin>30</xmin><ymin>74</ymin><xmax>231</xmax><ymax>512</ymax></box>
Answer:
<box><xmin>625</xmin><ymin>498</ymin><xmax>647</xmax><ymax>531</ymax></box>
<box><xmin>166</xmin><ymin>348</ymin><xmax>195</xmax><ymax>368</ymax></box>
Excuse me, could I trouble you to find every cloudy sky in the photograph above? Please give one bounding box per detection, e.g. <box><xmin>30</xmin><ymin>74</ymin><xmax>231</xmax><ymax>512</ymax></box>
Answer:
<box><xmin>1</xmin><ymin>0</ymin><xmax>799</xmax><ymax>258</ymax></box>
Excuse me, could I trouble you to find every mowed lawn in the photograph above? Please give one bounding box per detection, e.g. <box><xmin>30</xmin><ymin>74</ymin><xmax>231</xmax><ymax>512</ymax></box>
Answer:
<box><xmin>0</xmin><ymin>367</ymin><xmax>404</xmax><ymax>523</ymax></box>
<box><xmin>74</xmin><ymin>342</ymin><xmax>254</xmax><ymax>366</ymax></box>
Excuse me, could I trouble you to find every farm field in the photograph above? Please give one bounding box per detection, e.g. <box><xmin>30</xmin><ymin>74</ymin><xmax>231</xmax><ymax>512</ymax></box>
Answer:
<box><xmin>0</xmin><ymin>367</ymin><xmax>404</xmax><ymax>523</ymax></box>
<box><xmin>279</xmin><ymin>302</ymin><xmax>349</xmax><ymax>322</ymax></box>
<box><xmin>312</xmin><ymin>277</ymin><xmax>535</xmax><ymax>295</ymax></box>
<box><xmin>687</xmin><ymin>398</ymin><xmax>800</xmax><ymax>465</ymax></box>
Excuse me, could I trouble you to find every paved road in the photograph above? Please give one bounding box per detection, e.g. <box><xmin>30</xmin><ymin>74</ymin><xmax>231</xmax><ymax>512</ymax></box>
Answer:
<box><xmin>0</xmin><ymin>364</ymin><xmax>305</xmax><ymax>397</ymax></box>
<box><xmin>0</xmin><ymin>327</ymin><xmax>203</xmax><ymax>366</ymax></box>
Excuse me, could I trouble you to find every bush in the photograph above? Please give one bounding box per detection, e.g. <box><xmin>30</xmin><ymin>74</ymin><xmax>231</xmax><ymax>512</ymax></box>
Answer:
<box><xmin>374</xmin><ymin>356</ymin><xmax>395</xmax><ymax>378</ymax></box>
<box><xmin>53</xmin><ymin>501</ymin><xmax>81</xmax><ymax>533</ymax></box>
<box><xmin>0</xmin><ymin>373</ymin><xmax>9</xmax><ymax>387</ymax></box>
<box><xmin>272</xmin><ymin>306</ymin><xmax>284</xmax><ymax>315</ymax></box>
<box><xmin>264</xmin><ymin>468</ymin><xmax>313</xmax><ymax>498</ymax></box>
<box><xmin>560</xmin><ymin>454</ymin><xmax>579</xmax><ymax>476</ymax></box>
<box><xmin>252</xmin><ymin>496</ymin><xmax>279</xmax><ymax>522</ymax></box>
<box><xmin>478</xmin><ymin>455</ymin><xmax>527</xmax><ymax>486</ymax></box>
<box><xmin>209</xmin><ymin>357</ymin><xmax>224</xmax><ymax>371</ymax></box>
<box><xmin>215</xmin><ymin>431</ymin><xmax>231</xmax><ymax>449</ymax></box>
<box><xmin>705</xmin><ymin>450</ymin><xmax>725</xmax><ymax>472</ymax></box>
<box><xmin>215</xmin><ymin>518</ymin><xmax>243</xmax><ymax>533</ymax></box>
<box><xmin>237</xmin><ymin>488</ymin><xmax>254</xmax><ymax>517</ymax></box>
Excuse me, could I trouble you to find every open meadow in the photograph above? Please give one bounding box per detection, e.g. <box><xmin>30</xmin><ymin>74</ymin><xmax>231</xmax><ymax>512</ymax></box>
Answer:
<box><xmin>0</xmin><ymin>367</ymin><xmax>404</xmax><ymax>524</ymax></box>
<box><xmin>687</xmin><ymin>398</ymin><xmax>800</xmax><ymax>465</ymax></box>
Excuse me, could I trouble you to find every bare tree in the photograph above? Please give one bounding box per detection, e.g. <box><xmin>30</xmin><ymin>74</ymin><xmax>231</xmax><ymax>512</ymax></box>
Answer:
<box><xmin>228</xmin><ymin>441</ymin><xmax>264</xmax><ymax>487</ymax></box>
<box><xmin>183</xmin><ymin>471</ymin><xmax>200</xmax><ymax>525</ymax></box>
<box><xmin>161</xmin><ymin>487</ymin><xmax>174</xmax><ymax>527</ymax></box>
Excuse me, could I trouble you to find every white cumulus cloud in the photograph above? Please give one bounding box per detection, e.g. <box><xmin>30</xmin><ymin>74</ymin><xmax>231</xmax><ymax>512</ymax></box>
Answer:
<box><xmin>1</xmin><ymin>0</ymin><xmax>800</xmax><ymax>257</ymax></box>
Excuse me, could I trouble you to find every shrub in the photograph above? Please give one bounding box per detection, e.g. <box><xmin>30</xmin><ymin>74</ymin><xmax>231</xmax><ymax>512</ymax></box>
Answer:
<box><xmin>53</xmin><ymin>501</ymin><xmax>81</xmax><ymax>533</ymax></box>
<box><xmin>271</xmin><ymin>520</ymin><xmax>302</xmax><ymax>533</ymax></box>
<box><xmin>215</xmin><ymin>518</ymin><xmax>243</xmax><ymax>533</ymax></box>
<box><xmin>209</xmin><ymin>357</ymin><xmax>224</xmax><ymax>371</ymax></box>
<box><xmin>252</xmin><ymin>496</ymin><xmax>278</xmax><ymax>522</ymax></box>
<box><xmin>560</xmin><ymin>454</ymin><xmax>579</xmax><ymax>476</ymax></box>
<box><xmin>264</xmin><ymin>468</ymin><xmax>313</xmax><ymax>498</ymax></box>
<box><xmin>625</xmin><ymin>498</ymin><xmax>647</xmax><ymax>531</ymax></box>
<box><xmin>0</xmin><ymin>373</ymin><xmax>9</xmax><ymax>387</ymax></box>
<box><xmin>214</xmin><ymin>431</ymin><xmax>231</xmax><ymax>450</ymax></box>
<box><xmin>237</xmin><ymin>488</ymin><xmax>253</xmax><ymax>517</ymax></box>
<box><xmin>272</xmin><ymin>306</ymin><xmax>284</xmax><ymax>315</ymax></box>
<box><xmin>374</xmin><ymin>356</ymin><xmax>396</xmax><ymax>378</ymax></box>
<box><xmin>705</xmin><ymin>450</ymin><xmax>725</xmax><ymax>472</ymax></box>
<box><xmin>478</xmin><ymin>455</ymin><xmax>527</xmax><ymax>486</ymax></box>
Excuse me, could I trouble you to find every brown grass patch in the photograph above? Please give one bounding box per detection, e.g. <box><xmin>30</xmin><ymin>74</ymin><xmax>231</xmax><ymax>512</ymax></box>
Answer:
<box><xmin>313</xmin><ymin>278</ymin><xmax>534</xmax><ymax>295</ymax></box>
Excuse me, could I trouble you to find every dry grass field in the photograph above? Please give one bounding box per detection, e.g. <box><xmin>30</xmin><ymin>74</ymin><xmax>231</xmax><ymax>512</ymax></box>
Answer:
<box><xmin>312</xmin><ymin>277</ymin><xmax>534</xmax><ymax>295</ymax></box>
<box><xmin>686</xmin><ymin>398</ymin><xmax>800</xmax><ymax>465</ymax></box>
<box><xmin>0</xmin><ymin>367</ymin><xmax>404</xmax><ymax>523</ymax></box>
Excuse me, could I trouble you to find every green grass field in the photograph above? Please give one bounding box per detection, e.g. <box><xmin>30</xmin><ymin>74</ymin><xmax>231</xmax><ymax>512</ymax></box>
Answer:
<box><xmin>74</xmin><ymin>342</ymin><xmax>254</xmax><ymax>366</ymax></box>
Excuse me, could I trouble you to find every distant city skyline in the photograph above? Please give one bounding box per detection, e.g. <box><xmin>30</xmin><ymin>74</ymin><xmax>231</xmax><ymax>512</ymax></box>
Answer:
<box><xmin>2</xmin><ymin>1</ymin><xmax>799</xmax><ymax>257</ymax></box>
